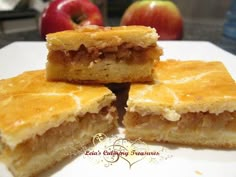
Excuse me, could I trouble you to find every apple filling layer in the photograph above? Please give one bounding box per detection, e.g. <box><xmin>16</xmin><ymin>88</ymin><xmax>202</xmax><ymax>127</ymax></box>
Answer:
<box><xmin>0</xmin><ymin>106</ymin><xmax>118</xmax><ymax>177</ymax></box>
<box><xmin>48</xmin><ymin>44</ymin><xmax>161</xmax><ymax>65</ymax></box>
<box><xmin>124</xmin><ymin>111</ymin><xmax>236</xmax><ymax>148</ymax></box>
<box><xmin>46</xmin><ymin>44</ymin><xmax>161</xmax><ymax>83</ymax></box>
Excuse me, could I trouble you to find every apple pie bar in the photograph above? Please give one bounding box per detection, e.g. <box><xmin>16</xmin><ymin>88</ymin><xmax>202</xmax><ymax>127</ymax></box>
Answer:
<box><xmin>46</xmin><ymin>25</ymin><xmax>162</xmax><ymax>83</ymax></box>
<box><xmin>124</xmin><ymin>60</ymin><xmax>236</xmax><ymax>148</ymax></box>
<box><xmin>0</xmin><ymin>70</ymin><xmax>118</xmax><ymax>177</ymax></box>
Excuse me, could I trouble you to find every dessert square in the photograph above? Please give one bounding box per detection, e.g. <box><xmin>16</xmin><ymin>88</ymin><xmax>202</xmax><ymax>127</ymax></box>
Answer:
<box><xmin>124</xmin><ymin>60</ymin><xmax>236</xmax><ymax>148</ymax></box>
<box><xmin>46</xmin><ymin>25</ymin><xmax>162</xmax><ymax>83</ymax></box>
<box><xmin>0</xmin><ymin>70</ymin><xmax>118</xmax><ymax>177</ymax></box>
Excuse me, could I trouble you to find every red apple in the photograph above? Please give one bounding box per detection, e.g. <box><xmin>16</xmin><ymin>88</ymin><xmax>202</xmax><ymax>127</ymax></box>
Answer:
<box><xmin>39</xmin><ymin>0</ymin><xmax>103</xmax><ymax>39</ymax></box>
<box><xmin>120</xmin><ymin>0</ymin><xmax>183</xmax><ymax>40</ymax></box>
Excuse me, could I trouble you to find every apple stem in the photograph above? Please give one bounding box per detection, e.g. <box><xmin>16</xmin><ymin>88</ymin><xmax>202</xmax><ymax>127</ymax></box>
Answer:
<box><xmin>72</xmin><ymin>14</ymin><xmax>87</xmax><ymax>24</ymax></box>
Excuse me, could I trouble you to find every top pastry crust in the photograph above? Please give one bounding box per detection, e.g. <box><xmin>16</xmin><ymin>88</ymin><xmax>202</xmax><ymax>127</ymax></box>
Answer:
<box><xmin>127</xmin><ymin>60</ymin><xmax>236</xmax><ymax>121</ymax></box>
<box><xmin>0</xmin><ymin>70</ymin><xmax>115</xmax><ymax>149</ymax></box>
<box><xmin>46</xmin><ymin>25</ymin><xmax>159</xmax><ymax>51</ymax></box>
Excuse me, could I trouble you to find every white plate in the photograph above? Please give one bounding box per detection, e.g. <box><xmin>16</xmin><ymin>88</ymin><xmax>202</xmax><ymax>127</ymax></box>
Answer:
<box><xmin>0</xmin><ymin>41</ymin><xmax>236</xmax><ymax>177</ymax></box>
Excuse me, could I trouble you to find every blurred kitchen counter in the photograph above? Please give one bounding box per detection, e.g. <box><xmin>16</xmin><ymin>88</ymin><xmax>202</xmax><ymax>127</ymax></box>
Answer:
<box><xmin>0</xmin><ymin>18</ymin><xmax>235</xmax><ymax>55</ymax></box>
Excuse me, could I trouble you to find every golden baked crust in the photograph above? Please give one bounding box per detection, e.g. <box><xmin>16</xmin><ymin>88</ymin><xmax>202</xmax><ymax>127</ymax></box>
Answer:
<box><xmin>0</xmin><ymin>70</ymin><xmax>116</xmax><ymax>148</ymax></box>
<box><xmin>0</xmin><ymin>70</ymin><xmax>118</xmax><ymax>177</ymax></box>
<box><xmin>46</xmin><ymin>25</ymin><xmax>162</xmax><ymax>83</ymax></box>
<box><xmin>46</xmin><ymin>25</ymin><xmax>159</xmax><ymax>51</ymax></box>
<box><xmin>127</xmin><ymin>60</ymin><xmax>236</xmax><ymax>121</ymax></box>
<box><xmin>124</xmin><ymin>60</ymin><xmax>236</xmax><ymax>148</ymax></box>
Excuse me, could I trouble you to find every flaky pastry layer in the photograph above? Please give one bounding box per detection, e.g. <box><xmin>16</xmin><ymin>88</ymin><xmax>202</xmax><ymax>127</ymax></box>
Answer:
<box><xmin>127</xmin><ymin>60</ymin><xmax>236</xmax><ymax>121</ymax></box>
<box><xmin>0</xmin><ymin>70</ymin><xmax>115</xmax><ymax>149</ymax></box>
<box><xmin>0</xmin><ymin>106</ymin><xmax>118</xmax><ymax>177</ymax></box>
<box><xmin>46</xmin><ymin>26</ymin><xmax>159</xmax><ymax>51</ymax></box>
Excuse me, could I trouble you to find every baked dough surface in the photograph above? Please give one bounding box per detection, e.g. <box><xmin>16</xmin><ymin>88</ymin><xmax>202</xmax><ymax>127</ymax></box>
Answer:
<box><xmin>124</xmin><ymin>60</ymin><xmax>236</xmax><ymax>148</ymax></box>
<box><xmin>0</xmin><ymin>70</ymin><xmax>118</xmax><ymax>177</ymax></box>
<box><xmin>0</xmin><ymin>70</ymin><xmax>116</xmax><ymax>148</ymax></box>
<box><xmin>127</xmin><ymin>60</ymin><xmax>236</xmax><ymax>121</ymax></box>
<box><xmin>46</xmin><ymin>25</ymin><xmax>159</xmax><ymax>51</ymax></box>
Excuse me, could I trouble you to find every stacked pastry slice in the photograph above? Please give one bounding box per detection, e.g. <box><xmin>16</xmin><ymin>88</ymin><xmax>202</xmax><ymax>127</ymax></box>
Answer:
<box><xmin>0</xmin><ymin>70</ymin><xmax>118</xmax><ymax>177</ymax></box>
<box><xmin>46</xmin><ymin>25</ymin><xmax>162</xmax><ymax>83</ymax></box>
<box><xmin>124</xmin><ymin>60</ymin><xmax>236</xmax><ymax>148</ymax></box>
